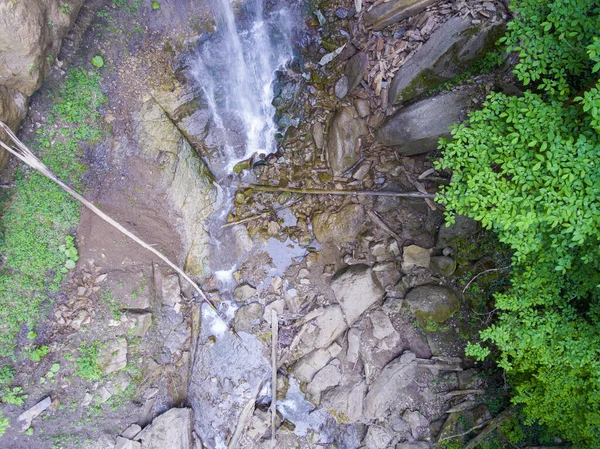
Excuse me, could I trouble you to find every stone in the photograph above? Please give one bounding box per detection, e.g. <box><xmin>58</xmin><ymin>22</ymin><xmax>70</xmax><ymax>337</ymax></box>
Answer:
<box><xmin>98</xmin><ymin>338</ymin><xmax>128</xmax><ymax>375</ymax></box>
<box><xmin>313</xmin><ymin>122</ymin><xmax>325</xmax><ymax>150</ymax></box>
<box><xmin>405</xmin><ymin>285</ymin><xmax>460</xmax><ymax>323</ymax></box>
<box><xmin>335</xmin><ymin>75</ymin><xmax>349</xmax><ymax>99</ymax></box>
<box><xmin>354</xmin><ymin>99</ymin><xmax>370</xmax><ymax>118</ymax></box>
<box><xmin>370</xmin><ymin>310</ymin><xmax>396</xmax><ymax>340</ymax></box>
<box><xmin>293</xmin><ymin>348</ymin><xmax>332</xmax><ymax>383</ymax></box>
<box><xmin>402</xmin><ymin>245</ymin><xmax>431</xmax><ymax>271</ymax></box>
<box><xmin>17</xmin><ymin>397</ymin><xmax>51</xmax><ymax>431</ymax></box>
<box><xmin>346</xmin><ymin>328</ymin><xmax>361</xmax><ymax>364</ymax></box>
<box><xmin>293</xmin><ymin>306</ymin><xmax>348</xmax><ymax>358</ymax></box>
<box><xmin>376</xmin><ymin>89</ymin><xmax>480</xmax><ymax>155</ymax></box>
<box><xmin>136</xmin><ymin>408</ymin><xmax>194</xmax><ymax>449</ymax></box>
<box><xmin>396</xmin><ymin>442</ymin><xmax>431</xmax><ymax>449</ymax></box>
<box><xmin>364</xmin><ymin>351</ymin><xmax>418</xmax><ymax>419</ymax></box>
<box><xmin>331</xmin><ymin>265</ymin><xmax>385</xmax><ymax>325</ymax></box>
<box><xmin>0</xmin><ymin>85</ymin><xmax>28</xmax><ymax>169</ymax></box>
<box><xmin>321</xmin><ymin>378</ymin><xmax>367</xmax><ymax>423</ymax></box>
<box><xmin>233</xmin><ymin>283</ymin><xmax>257</xmax><ymax>301</ymax></box>
<box><xmin>234</xmin><ymin>302</ymin><xmax>263</xmax><ymax>333</ymax></box>
<box><xmin>161</xmin><ymin>274</ymin><xmax>181</xmax><ymax>306</ymax></box>
<box><xmin>344</xmin><ymin>52</ymin><xmax>369</xmax><ymax>97</ymax></box>
<box><xmin>364</xmin><ymin>425</ymin><xmax>394</xmax><ymax>449</ymax></box>
<box><xmin>263</xmin><ymin>298</ymin><xmax>285</xmax><ymax>322</ymax></box>
<box><xmin>403</xmin><ymin>410</ymin><xmax>430</xmax><ymax>440</ymax></box>
<box><xmin>129</xmin><ymin>312</ymin><xmax>153</xmax><ymax>337</ymax></box>
<box><xmin>122</xmin><ymin>424</ymin><xmax>142</xmax><ymax>439</ymax></box>
<box><xmin>326</xmin><ymin>106</ymin><xmax>367</xmax><ymax>176</ymax></box>
<box><xmin>430</xmin><ymin>256</ymin><xmax>456</xmax><ymax>277</ymax></box>
<box><xmin>436</xmin><ymin>215</ymin><xmax>479</xmax><ymax>248</ymax></box>
<box><xmin>134</xmin><ymin>97</ymin><xmax>216</xmax><ymax>277</ymax></box>
<box><xmin>389</xmin><ymin>14</ymin><xmax>506</xmax><ymax>104</ymax></box>
<box><xmin>312</xmin><ymin>204</ymin><xmax>365</xmax><ymax>245</ymax></box>
<box><xmin>114</xmin><ymin>437</ymin><xmax>141</xmax><ymax>449</ymax></box>
<box><xmin>307</xmin><ymin>363</ymin><xmax>341</xmax><ymax>403</ymax></box>
<box><xmin>364</xmin><ymin>0</ymin><xmax>439</xmax><ymax>31</ymax></box>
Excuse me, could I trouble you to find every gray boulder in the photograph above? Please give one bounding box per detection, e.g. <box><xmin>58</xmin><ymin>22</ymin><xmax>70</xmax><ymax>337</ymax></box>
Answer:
<box><xmin>376</xmin><ymin>89</ymin><xmax>479</xmax><ymax>155</ymax></box>
<box><xmin>312</xmin><ymin>204</ymin><xmax>365</xmax><ymax>245</ymax></box>
<box><xmin>389</xmin><ymin>13</ymin><xmax>505</xmax><ymax>104</ymax></box>
<box><xmin>326</xmin><ymin>106</ymin><xmax>367</xmax><ymax>176</ymax></box>
<box><xmin>331</xmin><ymin>264</ymin><xmax>385</xmax><ymax>325</ymax></box>
<box><xmin>234</xmin><ymin>302</ymin><xmax>263</xmax><ymax>333</ymax></box>
<box><xmin>338</xmin><ymin>52</ymin><xmax>368</xmax><ymax>99</ymax></box>
<box><xmin>321</xmin><ymin>377</ymin><xmax>367</xmax><ymax>423</ymax></box>
<box><xmin>365</xmin><ymin>0</ymin><xmax>439</xmax><ymax>31</ymax></box>
<box><xmin>292</xmin><ymin>306</ymin><xmax>348</xmax><ymax>359</ymax></box>
<box><xmin>430</xmin><ymin>256</ymin><xmax>456</xmax><ymax>277</ymax></box>
<box><xmin>136</xmin><ymin>408</ymin><xmax>194</xmax><ymax>449</ymax></box>
<box><xmin>405</xmin><ymin>285</ymin><xmax>459</xmax><ymax>323</ymax></box>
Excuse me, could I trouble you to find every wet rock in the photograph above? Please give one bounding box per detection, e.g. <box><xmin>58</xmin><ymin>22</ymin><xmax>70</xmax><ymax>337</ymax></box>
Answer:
<box><xmin>364</xmin><ymin>351</ymin><xmax>418</xmax><ymax>419</ymax></box>
<box><xmin>134</xmin><ymin>96</ymin><xmax>216</xmax><ymax>277</ymax></box>
<box><xmin>293</xmin><ymin>306</ymin><xmax>347</xmax><ymax>357</ymax></box>
<box><xmin>234</xmin><ymin>302</ymin><xmax>263</xmax><ymax>333</ymax></box>
<box><xmin>436</xmin><ymin>215</ymin><xmax>479</xmax><ymax>248</ymax></box>
<box><xmin>389</xmin><ymin>14</ymin><xmax>506</xmax><ymax>104</ymax></box>
<box><xmin>405</xmin><ymin>285</ymin><xmax>460</xmax><ymax>323</ymax></box>
<box><xmin>430</xmin><ymin>256</ymin><xmax>456</xmax><ymax>277</ymax></box>
<box><xmin>402</xmin><ymin>245</ymin><xmax>431</xmax><ymax>271</ymax></box>
<box><xmin>233</xmin><ymin>283</ymin><xmax>257</xmax><ymax>301</ymax></box>
<box><xmin>307</xmin><ymin>362</ymin><xmax>341</xmax><ymax>403</ymax></box>
<box><xmin>0</xmin><ymin>85</ymin><xmax>28</xmax><ymax>169</ymax></box>
<box><xmin>136</xmin><ymin>408</ymin><xmax>194</xmax><ymax>449</ymax></box>
<box><xmin>364</xmin><ymin>0</ymin><xmax>439</xmax><ymax>31</ymax></box>
<box><xmin>364</xmin><ymin>425</ymin><xmax>394</xmax><ymax>449</ymax></box>
<box><xmin>326</xmin><ymin>106</ymin><xmax>367</xmax><ymax>176</ymax></box>
<box><xmin>331</xmin><ymin>265</ymin><xmax>385</xmax><ymax>325</ymax></box>
<box><xmin>344</xmin><ymin>52</ymin><xmax>369</xmax><ymax>98</ymax></box>
<box><xmin>98</xmin><ymin>338</ymin><xmax>128</xmax><ymax>375</ymax></box>
<box><xmin>312</xmin><ymin>204</ymin><xmax>365</xmax><ymax>245</ymax></box>
<box><xmin>370</xmin><ymin>310</ymin><xmax>396</xmax><ymax>340</ymax></box>
<box><xmin>376</xmin><ymin>89</ymin><xmax>480</xmax><ymax>155</ymax></box>
<box><xmin>114</xmin><ymin>437</ymin><xmax>141</xmax><ymax>449</ymax></box>
<box><xmin>321</xmin><ymin>378</ymin><xmax>366</xmax><ymax>423</ymax></box>
<box><xmin>17</xmin><ymin>397</ymin><xmax>51</xmax><ymax>431</ymax></box>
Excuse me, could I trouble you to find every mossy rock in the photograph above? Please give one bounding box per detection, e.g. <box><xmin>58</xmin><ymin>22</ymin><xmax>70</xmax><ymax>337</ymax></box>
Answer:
<box><xmin>405</xmin><ymin>285</ymin><xmax>460</xmax><ymax>323</ymax></box>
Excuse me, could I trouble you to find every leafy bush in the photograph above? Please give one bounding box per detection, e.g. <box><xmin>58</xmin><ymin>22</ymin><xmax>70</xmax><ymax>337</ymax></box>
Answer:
<box><xmin>2</xmin><ymin>386</ymin><xmax>27</xmax><ymax>406</ymax></box>
<box><xmin>436</xmin><ymin>1</ymin><xmax>600</xmax><ymax>446</ymax></box>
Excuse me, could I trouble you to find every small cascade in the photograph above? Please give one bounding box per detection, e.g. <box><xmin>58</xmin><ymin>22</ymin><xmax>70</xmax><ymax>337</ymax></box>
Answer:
<box><xmin>190</xmin><ymin>0</ymin><xmax>295</xmax><ymax>173</ymax></box>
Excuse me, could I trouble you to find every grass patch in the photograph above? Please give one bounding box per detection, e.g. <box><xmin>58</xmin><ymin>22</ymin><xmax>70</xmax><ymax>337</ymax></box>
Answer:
<box><xmin>0</xmin><ymin>68</ymin><xmax>106</xmax><ymax>357</ymax></box>
<box><xmin>75</xmin><ymin>341</ymin><xmax>103</xmax><ymax>381</ymax></box>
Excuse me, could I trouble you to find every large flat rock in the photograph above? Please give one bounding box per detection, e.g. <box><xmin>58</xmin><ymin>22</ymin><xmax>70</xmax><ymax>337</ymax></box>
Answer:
<box><xmin>331</xmin><ymin>264</ymin><xmax>385</xmax><ymax>325</ymax></box>
<box><xmin>136</xmin><ymin>408</ymin><xmax>194</xmax><ymax>449</ymax></box>
<box><xmin>365</xmin><ymin>0</ymin><xmax>440</xmax><ymax>31</ymax></box>
<box><xmin>375</xmin><ymin>89</ymin><xmax>478</xmax><ymax>155</ymax></box>
<box><xmin>389</xmin><ymin>13</ymin><xmax>505</xmax><ymax>104</ymax></box>
<box><xmin>326</xmin><ymin>105</ymin><xmax>367</xmax><ymax>176</ymax></box>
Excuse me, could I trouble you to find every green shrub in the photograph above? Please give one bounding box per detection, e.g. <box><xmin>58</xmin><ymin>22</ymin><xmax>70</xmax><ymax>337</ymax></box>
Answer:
<box><xmin>75</xmin><ymin>342</ymin><xmax>102</xmax><ymax>381</ymax></box>
<box><xmin>0</xmin><ymin>411</ymin><xmax>8</xmax><ymax>437</ymax></box>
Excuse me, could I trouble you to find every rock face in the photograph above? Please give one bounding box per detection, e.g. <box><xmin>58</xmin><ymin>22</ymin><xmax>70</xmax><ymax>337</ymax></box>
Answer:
<box><xmin>405</xmin><ymin>285</ymin><xmax>460</xmax><ymax>323</ymax></box>
<box><xmin>0</xmin><ymin>0</ymin><xmax>84</xmax><ymax>169</ymax></box>
<box><xmin>137</xmin><ymin>408</ymin><xmax>194</xmax><ymax>449</ymax></box>
<box><xmin>326</xmin><ymin>106</ymin><xmax>367</xmax><ymax>176</ymax></box>
<box><xmin>389</xmin><ymin>13</ymin><xmax>505</xmax><ymax>104</ymax></box>
<box><xmin>331</xmin><ymin>264</ymin><xmax>385</xmax><ymax>325</ymax></box>
<box><xmin>365</xmin><ymin>0</ymin><xmax>439</xmax><ymax>31</ymax></box>
<box><xmin>134</xmin><ymin>95</ymin><xmax>216</xmax><ymax>276</ymax></box>
<box><xmin>312</xmin><ymin>204</ymin><xmax>365</xmax><ymax>245</ymax></box>
<box><xmin>376</xmin><ymin>89</ymin><xmax>479</xmax><ymax>155</ymax></box>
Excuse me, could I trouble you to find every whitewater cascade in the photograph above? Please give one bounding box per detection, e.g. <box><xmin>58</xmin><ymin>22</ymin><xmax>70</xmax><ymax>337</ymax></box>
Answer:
<box><xmin>191</xmin><ymin>0</ymin><xmax>295</xmax><ymax>171</ymax></box>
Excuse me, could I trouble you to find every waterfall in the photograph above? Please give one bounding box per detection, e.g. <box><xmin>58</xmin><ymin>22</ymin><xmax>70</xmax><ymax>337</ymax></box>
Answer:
<box><xmin>191</xmin><ymin>0</ymin><xmax>295</xmax><ymax>173</ymax></box>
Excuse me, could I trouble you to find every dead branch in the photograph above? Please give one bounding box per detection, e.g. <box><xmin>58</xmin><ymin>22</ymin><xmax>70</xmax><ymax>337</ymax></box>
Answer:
<box><xmin>367</xmin><ymin>210</ymin><xmax>403</xmax><ymax>243</ymax></box>
<box><xmin>462</xmin><ymin>407</ymin><xmax>514</xmax><ymax>449</ymax></box>
<box><xmin>463</xmin><ymin>266</ymin><xmax>511</xmax><ymax>294</ymax></box>
<box><xmin>221</xmin><ymin>195</ymin><xmax>306</xmax><ymax>229</ymax></box>
<box><xmin>238</xmin><ymin>183</ymin><xmax>436</xmax><ymax>199</ymax></box>
<box><xmin>0</xmin><ymin>121</ymin><xmax>239</xmax><ymax>339</ymax></box>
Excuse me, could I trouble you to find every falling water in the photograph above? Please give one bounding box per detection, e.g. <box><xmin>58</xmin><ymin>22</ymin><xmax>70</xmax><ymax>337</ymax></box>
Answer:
<box><xmin>191</xmin><ymin>0</ymin><xmax>295</xmax><ymax>172</ymax></box>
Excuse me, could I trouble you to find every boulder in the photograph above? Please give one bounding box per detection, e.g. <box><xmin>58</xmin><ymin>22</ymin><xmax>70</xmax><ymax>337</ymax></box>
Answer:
<box><xmin>114</xmin><ymin>437</ymin><xmax>141</xmax><ymax>449</ymax></box>
<box><xmin>292</xmin><ymin>306</ymin><xmax>348</xmax><ymax>358</ymax></box>
<box><xmin>136</xmin><ymin>408</ymin><xmax>194</xmax><ymax>449</ymax></box>
<box><xmin>326</xmin><ymin>106</ymin><xmax>367</xmax><ymax>176</ymax></box>
<box><xmin>134</xmin><ymin>96</ymin><xmax>216</xmax><ymax>276</ymax></box>
<box><xmin>365</xmin><ymin>0</ymin><xmax>439</xmax><ymax>31</ymax></box>
<box><xmin>98</xmin><ymin>338</ymin><xmax>128</xmax><ymax>375</ymax></box>
<box><xmin>341</xmin><ymin>52</ymin><xmax>368</xmax><ymax>99</ymax></box>
<box><xmin>430</xmin><ymin>256</ymin><xmax>456</xmax><ymax>277</ymax></box>
<box><xmin>389</xmin><ymin>13</ymin><xmax>506</xmax><ymax>104</ymax></box>
<box><xmin>129</xmin><ymin>312</ymin><xmax>153</xmax><ymax>337</ymax></box>
<box><xmin>234</xmin><ymin>302</ymin><xmax>263</xmax><ymax>333</ymax></box>
<box><xmin>321</xmin><ymin>378</ymin><xmax>366</xmax><ymax>423</ymax></box>
<box><xmin>331</xmin><ymin>265</ymin><xmax>385</xmax><ymax>325</ymax></box>
<box><xmin>376</xmin><ymin>89</ymin><xmax>479</xmax><ymax>155</ymax></box>
<box><xmin>402</xmin><ymin>245</ymin><xmax>431</xmax><ymax>271</ymax></box>
<box><xmin>436</xmin><ymin>215</ymin><xmax>479</xmax><ymax>248</ymax></box>
<box><xmin>364</xmin><ymin>351</ymin><xmax>419</xmax><ymax>419</ymax></box>
<box><xmin>312</xmin><ymin>204</ymin><xmax>365</xmax><ymax>245</ymax></box>
<box><xmin>396</xmin><ymin>442</ymin><xmax>431</xmax><ymax>449</ymax></box>
<box><xmin>293</xmin><ymin>346</ymin><xmax>339</xmax><ymax>383</ymax></box>
<box><xmin>0</xmin><ymin>85</ymin><xmax>28</xmax><ymax>168</ymax></box>
<box><xmin>405</xmin><ymin>285</ymin><xmax>459</xmax><ymax>323</ymax></box>
<box><xmin>233</xmin><ymin>283</ymin><xmax>257</xmax><ymax>301</ymax></box>
<box><xmin>369</xmin><ymin>310</ymin><xmax>396</xmax><ymax>340</ymax></box>
<box><xmin>306</xmin><ymin>363</ymin><xmax>341</xmax><ymax>403</ymax></box>
<box><xmin>364</xmin><ymin>425</ymin><xmax>394</xmax><ymax>449</ymax></box>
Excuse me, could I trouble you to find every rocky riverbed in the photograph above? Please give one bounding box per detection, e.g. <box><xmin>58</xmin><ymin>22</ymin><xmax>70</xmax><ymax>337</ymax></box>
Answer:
<box><xmin>0</xmin><ymin>0</ymin><xmax>516</xmax><ymax>448</ymax></box>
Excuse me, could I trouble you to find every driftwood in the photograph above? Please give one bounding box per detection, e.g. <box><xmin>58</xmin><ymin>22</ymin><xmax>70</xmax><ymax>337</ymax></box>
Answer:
<box><xmin>238</xmin><ymin>183</ymin><xmax>436</xmax><ymax>199</ymax></box>
<box><xmin>0</xmin><ymin>121</ymin><xmax>238</xmax><ymax>338</ymax></box>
